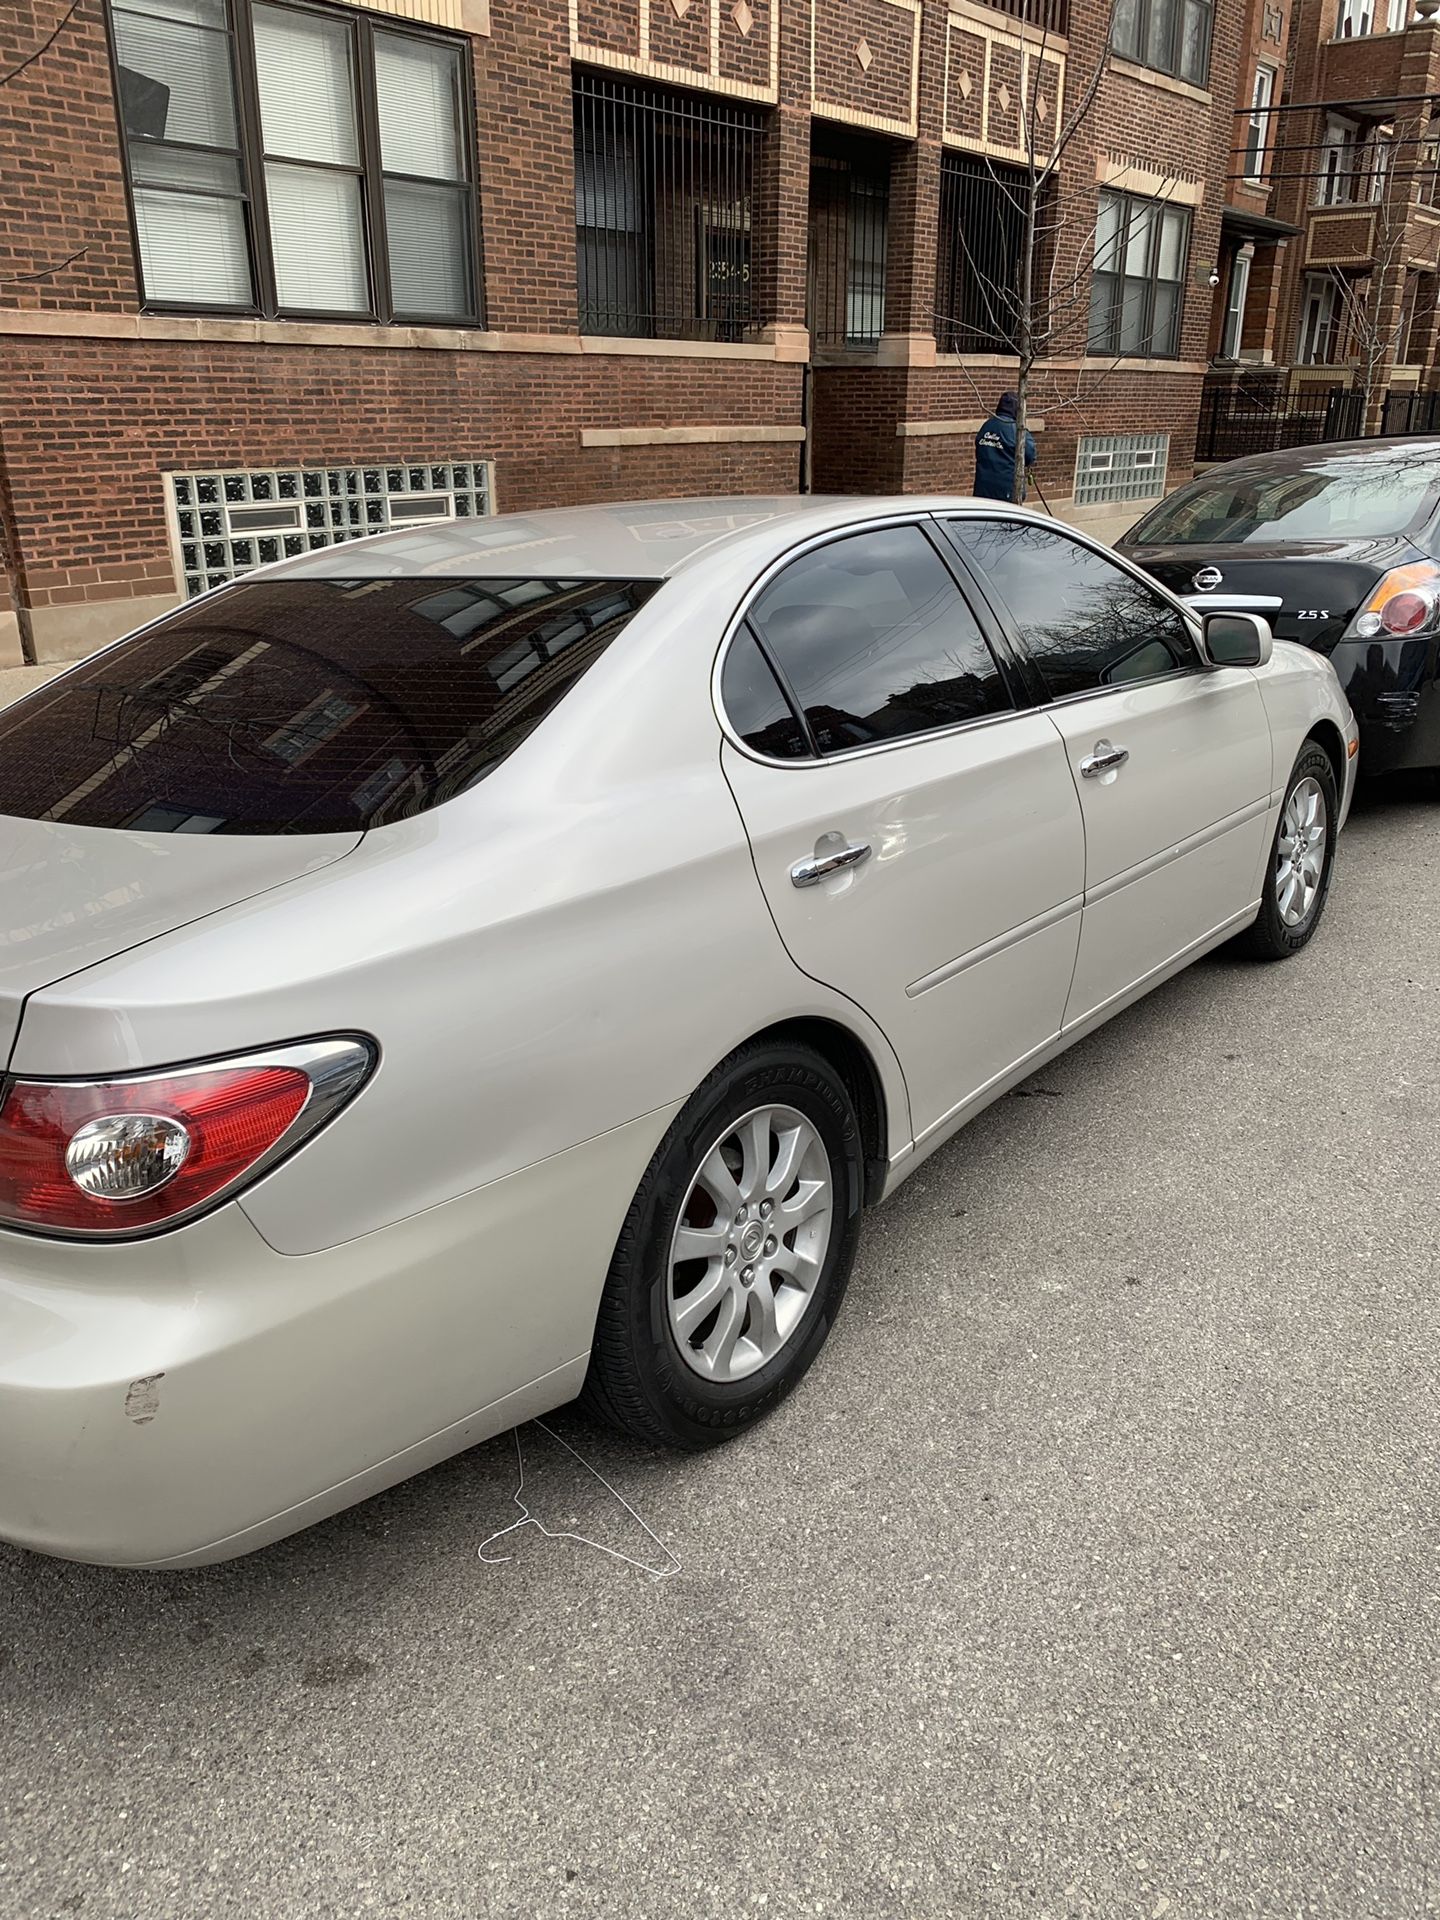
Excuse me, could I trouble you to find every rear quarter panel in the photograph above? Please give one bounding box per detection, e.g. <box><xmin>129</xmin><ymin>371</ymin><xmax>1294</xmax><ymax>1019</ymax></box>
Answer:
<box><xmin>12</xmin><ymin>587</ymin><xmax>912</xmax><ymax>1255</ymax></box>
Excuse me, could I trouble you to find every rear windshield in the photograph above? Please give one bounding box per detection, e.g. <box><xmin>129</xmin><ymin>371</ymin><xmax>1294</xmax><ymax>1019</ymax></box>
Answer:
<box><xmin>1131</xmin><ymin>450</ymin><xmax>1440</xmax><ymax>546</ymax></box>
<box><xmin>0</xmin><ymin>575</ymin><xmax>660</xmax><ymax>835</ymax></box>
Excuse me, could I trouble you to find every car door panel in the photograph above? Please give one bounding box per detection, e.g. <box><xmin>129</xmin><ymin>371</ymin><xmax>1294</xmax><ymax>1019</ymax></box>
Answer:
<box><xmin>716</xmin><ymin>519</ymin><xmax>1084</xmax><ymax>1144</ymax></box>
<box><xmin>722</xmin><ymin>722</ymin><xmax>1083</xmax><ymax>1139</ymax></box>
<box><xmin>1048</xmin><ymin>672</ymin><xmax>1273</xmax><ymax>1023</ymax></box>
<box><xmin>941</xmin><ymin>515</ymin><xmax>1274</xmax><ymax>1028</ymax></box>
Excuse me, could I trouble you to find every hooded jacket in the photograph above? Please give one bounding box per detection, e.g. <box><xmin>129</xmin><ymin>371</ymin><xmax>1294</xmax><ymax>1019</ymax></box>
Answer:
<box><xmin>974</xmin><ymin>395</ymin><xmax>1037</xmax><ymax>503</ymax></box>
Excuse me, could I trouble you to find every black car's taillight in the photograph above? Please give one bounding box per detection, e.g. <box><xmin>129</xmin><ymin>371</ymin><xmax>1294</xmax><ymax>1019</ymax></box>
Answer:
<box><xmin>1343</xmin><ymin>563</ymin><xmax>1440</xmax><ymax>641</ymax></box>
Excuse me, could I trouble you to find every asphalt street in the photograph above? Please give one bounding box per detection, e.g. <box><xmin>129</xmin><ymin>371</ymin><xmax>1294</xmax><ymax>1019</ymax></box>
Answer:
<box><xmin>3</xmin><ymin>779</ymin><xmax>1439</xmax><ymax>1920</ymax></box>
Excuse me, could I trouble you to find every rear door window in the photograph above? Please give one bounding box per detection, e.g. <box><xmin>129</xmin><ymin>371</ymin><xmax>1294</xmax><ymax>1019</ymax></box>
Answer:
<box><xmin>745</xmin><ymin>523</ymin><xmax>1012</xmax><ymax>754</ymax></box>
<box><xmin>720</xmin><ymin>626</ymin><xmax>812</xmax><ymax>759</ymax></box>
<box><xmin>0</xmin><ymin>575</ymin><xmax>660</xmax><ymax>834</ymax></box>
<box><xmin>945</xmin><ymin>519</ymin><xmax>1199</xmax><ymax>699</ymax></box>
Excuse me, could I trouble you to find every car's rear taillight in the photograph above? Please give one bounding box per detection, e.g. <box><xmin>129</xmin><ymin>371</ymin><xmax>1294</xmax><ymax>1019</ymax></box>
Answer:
<box><xmin>0</xmin><ymin>1036</ymin><xmax>374</xmax><ymax>1238</ymax></box>
<box><xmin>1346</xmin><ymin>562</ymin><xmax>1440</xmax><ymax>640</ymax></box>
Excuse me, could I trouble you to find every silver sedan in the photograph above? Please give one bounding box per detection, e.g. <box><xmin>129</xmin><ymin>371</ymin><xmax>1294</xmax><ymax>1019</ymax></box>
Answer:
<box><xmin>0</xmin><ymin>496</ymin><xmax>1357</xmax><ymax>1565</ymax></box>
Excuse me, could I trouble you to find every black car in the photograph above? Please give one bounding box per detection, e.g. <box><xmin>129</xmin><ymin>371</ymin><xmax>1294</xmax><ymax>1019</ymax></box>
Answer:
<box><xmin>1120</xmin><ymin>437</ymin><xmax>1440</xmax><ymax>774</ymax></box>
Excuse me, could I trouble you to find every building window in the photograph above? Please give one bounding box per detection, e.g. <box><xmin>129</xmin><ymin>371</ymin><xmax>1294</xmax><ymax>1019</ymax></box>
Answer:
<box><xmin>1072</xmin><ymin>433</ymin><xmax>1170</xmax><ymax>507</ymax></box>
<box><xmin>1110</xmin><ymin>0</ymin><xmax>1212</xmax><ymax>87</ymax></box>
<box><xmin>935</xmin><ymin>153</ymin><xmax>1032</xmax><ymax>354</ymax></box>
<box><xmin>1365</xmin><ymin>127</ymin><xmax>1392</xmax><ymax>202</ymax></box>
<box><xmin>1297</xmin><ymin>274</ymin><xmax>1343</xmax><ymax>363</ymax></box>
<box><xmin>573</xmin><ymin>71</ymin><xmax>762</xmax><ymax>342</ymax></box>
<box><xmin>1337</xmin><ymin>0</ymin><xmax>1407</xmax><ymax>30</ymax></box>
<box><xmin>1316</xmin><ymin>116</ymin><xmax>1360</xmax><ymax>204</ymax></box>
<box><xmin>166</xmin><ymin>460</ymin><xmax>493</xmax><ymax>595</ymax></box>
<box><xmin>1243</xmin><ymin>66</ymin><xmax>1275</xmax><ymax>183</ymax></box>
<box><xmin>1219</xmin><ymin>245</ymin><xmax>1252</xmax><ymax>359</ymax></box>
<box><xmin>1088</xmin><ymin>189</ymin><xmax>1190</xmax><ymax>359</ymax></box>
<box><xmin>1400</xmin><ymin>271</ymin><xmax>1435</xmax><ymax>363</ymax></box>
<box><xmin>808</xmin><ymin>139</ymin><xmax>890</xmax><ymax>351</ymax></box>
<box><xmin>109</xmin><ymin>0</ymin><xmax>482</xmax><ymax>323</ymax></box>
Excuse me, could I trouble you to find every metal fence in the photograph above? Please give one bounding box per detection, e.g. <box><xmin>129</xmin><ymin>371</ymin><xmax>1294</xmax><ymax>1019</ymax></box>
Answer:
<box><xmin>808</xmin><ymin>139</ymin><xmax>890</xmax><ymax>350</ymax></box>
<box><xmin>1195</xmin><ymin>384</ymin><xmax>1365</xmax><ymax>461</ymax></box>
<box><xmin>573</xmin><ymin>71</ymin><xmax>763</xmax><ymax>341</ymax></box>
<box><xmin>1381</xmin><ymin>388</ymin><xmax>1440</xmax><ymax>435</ymax></box>
<box><xmin>1197</xmin><ymin>383</ymin><xmax>1440</xmax><ymax>460</ymax></box>
<box><xmin>934</xmin><ymin>152</ymin><xmax>1031</xmax><ymax>356</ymax></box>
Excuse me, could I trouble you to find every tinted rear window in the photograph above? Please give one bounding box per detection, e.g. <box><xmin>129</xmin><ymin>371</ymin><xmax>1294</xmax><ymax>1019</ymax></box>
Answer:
<box><xmin>1131</xmin><ymin>450</ymin><xmax>1440</xmax><ymax>546</ymax></box>
<box><xmin>0</xmin><ymin>576</ymin><xmax>660</xmax><ymax>834</ymax></box>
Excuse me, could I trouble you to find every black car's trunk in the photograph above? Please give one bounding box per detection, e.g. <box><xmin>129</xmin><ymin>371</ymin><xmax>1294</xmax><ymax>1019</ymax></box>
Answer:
<box><xmin>1121</xmin><ymin>534</ymin><xmax>1420</xmax><ymax>658</ymax></box>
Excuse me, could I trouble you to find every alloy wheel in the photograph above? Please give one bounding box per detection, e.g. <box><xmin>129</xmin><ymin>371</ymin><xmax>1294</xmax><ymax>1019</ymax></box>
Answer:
<box><xmin>1275</xmin><ymin>775</ymin><xmax>1327</xmax><ymax>927</ymax></box>
<box><xmin>667</xmin><ymin>1104</ymin><xmax>834</xmax><ymax>1384</ymax></box>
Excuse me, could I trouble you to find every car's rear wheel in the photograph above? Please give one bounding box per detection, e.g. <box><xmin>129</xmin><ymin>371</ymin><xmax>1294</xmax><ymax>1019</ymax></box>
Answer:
<box><xmin>580</xmin><ymin>1039</ymin><xmax>865</xmax><ymax>1450</ymax></box>
<box><xmin>1240</xmin><ymin>741</ymin><xmax>1337</xmax><ymax>960</ymax></box>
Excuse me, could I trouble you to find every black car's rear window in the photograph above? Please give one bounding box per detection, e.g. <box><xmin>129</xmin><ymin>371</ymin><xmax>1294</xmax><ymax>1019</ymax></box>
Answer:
<box><xmin>1130</xmin><ymin>449</ymin><xmax>1440</xmax><ymax>546</ymax></box>
<box><xmin>0</xmin><ymin>575</ymin><xmax>661</xmax><ymax>835</ymax></box>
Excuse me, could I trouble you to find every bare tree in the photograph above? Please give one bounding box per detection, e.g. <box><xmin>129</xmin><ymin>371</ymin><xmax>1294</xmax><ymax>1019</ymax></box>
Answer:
<box><xmin>1319</xmin><ymin>114</ymin><xmax>1426</xmax><ymax>427</ymax></box>
<box><xmin>933</xmin><ymin>3</ymin><xmax>1136</xmax><ymax>505</ymax></box>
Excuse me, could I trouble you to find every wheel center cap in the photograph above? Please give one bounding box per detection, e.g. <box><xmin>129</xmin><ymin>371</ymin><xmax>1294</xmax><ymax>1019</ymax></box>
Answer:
<box><xmin>740</xmin><ymin>1222</ymin><xmax>765</xmax><ymax>1259</ymax></box>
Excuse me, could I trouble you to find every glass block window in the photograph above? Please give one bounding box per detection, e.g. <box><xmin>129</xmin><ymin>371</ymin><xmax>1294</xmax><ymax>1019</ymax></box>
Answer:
<box><xmin>1073</xmin><ymin>434</ymin><xmax>1170</xmax><ymax>508</ymax></box>
<box><xmin>166</xmin><ymin>460</ymin><xmax>493</xmax><ymax>595</ymax></box>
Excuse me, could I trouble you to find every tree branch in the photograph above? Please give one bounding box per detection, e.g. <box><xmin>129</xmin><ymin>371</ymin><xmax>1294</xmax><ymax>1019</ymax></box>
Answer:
<box><xmin>0</xmin><ymin>0</ymin><xmax>85</xmax><ymax>87</ymax></box>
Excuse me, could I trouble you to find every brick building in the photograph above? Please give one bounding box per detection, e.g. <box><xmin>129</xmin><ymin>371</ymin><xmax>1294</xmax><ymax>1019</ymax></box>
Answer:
<box><xmin>0</xmin><ymin>0</ymin><xmax>1261</xmax><ymax>670</ymax></box>
<box><xmin>1204</xmin><ymin>0</ymin><xmax>1440</xmax><ymax>440</ymax></box>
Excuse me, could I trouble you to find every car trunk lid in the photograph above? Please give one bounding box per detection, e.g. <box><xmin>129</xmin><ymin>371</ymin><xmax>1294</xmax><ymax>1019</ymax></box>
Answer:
<box><xmin>0</xmin><ymin>815</ymin><xmax>359</xmax><ymax>1070</ymax></box>
<box><xmin>1126</xmin><ymin>535</ymin><xmax>1417</xmax><ymax>656</ymax></box>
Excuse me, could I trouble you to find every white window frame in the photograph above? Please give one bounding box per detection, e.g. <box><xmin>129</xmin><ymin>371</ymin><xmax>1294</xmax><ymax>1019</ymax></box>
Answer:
<box><xmin>1337</xmin><ymin>0</ymin><xmax>1374</xmax><ymax>33</ymax></box>
<box><xmin>1367</xmin><ymin>127</ymin><xmax>1393</xmax><ymax>202</ymax></box>
<box><xmin>1243</xmin><ymin>66</ymin><xmax>1275</xmax><ymax>184</ymax></box>
<box><xmin>1220</xmin><ymin>245</ymin><xmax>1252</xmax><ymax>360</ymax></box>
<box><xmin>1298</xmin><ymin>274</ymin><xmax>1342</xmax><ymax>364</ymax></box>
<box><xmin>1317</xmin><ymin>116</ymin><xmax>1360</xmax><ymax>206</ymax></box>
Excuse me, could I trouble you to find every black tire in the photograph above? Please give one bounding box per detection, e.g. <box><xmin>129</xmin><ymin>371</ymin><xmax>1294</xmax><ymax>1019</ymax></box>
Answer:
<box><xmin>580</xmin><ymin>1039</ymin><xmax>865</xmax><ymax>1450</ymax></box>
<box><xmin>1239</xmin><ymin>740</ymin><xmax>1338</xmax><ymax>961</ymax></box>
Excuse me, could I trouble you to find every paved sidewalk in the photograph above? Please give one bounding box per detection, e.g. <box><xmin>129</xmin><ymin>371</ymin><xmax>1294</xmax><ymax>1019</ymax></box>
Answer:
<box><xmin>0</xmin><ymin>664</ymin><xmax>63</xmax><ymax>709</ymax></box>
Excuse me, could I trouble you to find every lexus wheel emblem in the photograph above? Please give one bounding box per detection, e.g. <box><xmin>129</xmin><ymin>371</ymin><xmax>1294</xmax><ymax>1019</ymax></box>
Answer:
<box><xmin>1193</xmin><ymin>565</ymin><xmax>1224</xmax><ymax>591</ymax></box>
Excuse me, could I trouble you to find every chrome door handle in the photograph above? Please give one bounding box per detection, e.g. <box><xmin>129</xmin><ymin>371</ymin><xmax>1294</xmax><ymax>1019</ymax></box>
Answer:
<box><xmin>790</xmin><ymin>841</ymin><xmax>872</xmax><ymax>887</ymax></box>
<box><xmin>1079</xmin><ymin>739</ymin><xmax>1129</xmax><ymax>778</ymax></box>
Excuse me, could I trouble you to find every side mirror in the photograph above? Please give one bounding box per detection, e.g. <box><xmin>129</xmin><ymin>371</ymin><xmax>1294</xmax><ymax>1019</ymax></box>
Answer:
<box><xmin>1201</xmin><ymin>610</ymin><xmax>1273</xmax><ymax>669</ymax></box>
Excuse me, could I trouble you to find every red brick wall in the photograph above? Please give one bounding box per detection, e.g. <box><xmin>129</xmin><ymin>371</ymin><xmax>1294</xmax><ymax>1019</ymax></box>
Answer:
<box><xmin>475</xmin><ymin>0</ymin><xmax>578</xmax><ymax>333</ymax></box>
<box><xmin>0</xmin><ymin>338</ymin><xmax>803</xmax><ymax>607</ymax></box>
<box><xmin>810</xmin><ymin>366</ymin><xmax>907</xmax><ymax>492</ymax></box>
<box><xmin>0</xmin><ymin>0</ymin><xmax>138</xmax><ymax>311</ymax></box>
<box><xmin>0</xmin><ymin>0</ymin><xmax>1273</xmax><ymax>646</ymax></box>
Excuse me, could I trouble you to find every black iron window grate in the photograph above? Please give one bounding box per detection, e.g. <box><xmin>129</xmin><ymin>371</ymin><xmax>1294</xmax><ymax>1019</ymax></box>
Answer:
<box><xmin>935</xmin><ymin>153</ymin><xmax>1029</xmax><ymax>356</ymax></box>
<box><xmin>969</xmin><ymin>0</ymin><xmax>1069</xmax><ymax>33</ymax></box>
<box><xmin>573</xmin><ymin>70</ymin><xmax>764</xmax><ymax>342</ymax></box>
<box><xmin>808</xmin><ymin>139</ymin><xmax>890</xmax><ymax>350</ymax></box>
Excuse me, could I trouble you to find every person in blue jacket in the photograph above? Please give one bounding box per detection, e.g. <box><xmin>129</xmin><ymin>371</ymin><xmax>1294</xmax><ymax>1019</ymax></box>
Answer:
<box><xmin>973</xmin><ymin>391</ymin><xmax>1037</xmax><ymax>503</ymax></box>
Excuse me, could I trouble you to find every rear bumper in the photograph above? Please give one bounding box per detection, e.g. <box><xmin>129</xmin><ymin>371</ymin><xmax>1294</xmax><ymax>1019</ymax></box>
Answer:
<box><xmin>0</xmin><ymin>1106</ymin><xmax>674</xmax><ymax>1568</ymax></box>
<box><xmin>1329</xmin><ymin>635</ymin><xmax>1440</xmax><ymax>775</ymax></box>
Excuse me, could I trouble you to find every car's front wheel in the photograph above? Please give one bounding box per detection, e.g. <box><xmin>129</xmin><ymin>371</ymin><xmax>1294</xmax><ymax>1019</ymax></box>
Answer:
<box><xmin>1240</xmin><ymin>740</ymin><xmax>1337</xmax><ymax>960</ymax></box>
<box><xmin>581</xmin><ymin>1039</ymin><xmax>865</xmax><ymax>1450</ymax></box>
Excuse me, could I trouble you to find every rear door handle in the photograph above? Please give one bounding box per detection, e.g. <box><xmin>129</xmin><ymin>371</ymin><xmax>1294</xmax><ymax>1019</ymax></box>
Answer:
<box><xmin>790</xmin><ymin>841</ymin><xmax>872</xmax><ymax>887</ymax></box>
<box><xmin>1079</xmin><ymin>739</ymin><xmax>1129</xmax><ymax>779</ymax></box>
